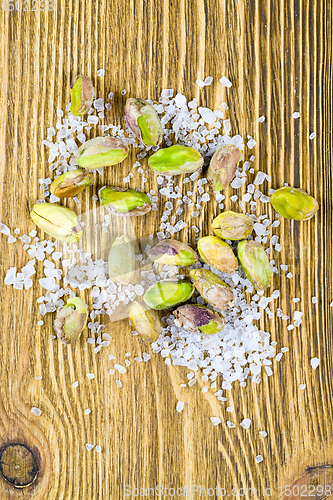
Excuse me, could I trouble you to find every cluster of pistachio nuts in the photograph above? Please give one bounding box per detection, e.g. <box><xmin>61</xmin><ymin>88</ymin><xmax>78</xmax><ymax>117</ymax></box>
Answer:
<box><xmin>32</xmin><ymin>74</ymin><xmax>319</xmax><ymax>345</ymax></box>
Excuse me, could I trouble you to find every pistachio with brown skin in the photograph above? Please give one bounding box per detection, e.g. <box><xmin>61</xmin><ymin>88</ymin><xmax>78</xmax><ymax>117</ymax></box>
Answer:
<box><xmin>190</xmin><ymin>268</ymin><xmax>234</xmax><ymax>311</ymax></box>
<box><xmin>207</xmin><ymin>144</ymin><xmax>242</xmax><ymax>191</ymax></box>
<box><xmin>50</xmin><ymin>170</ymin><xmax>93</xmax><ymax>198</ymax></box>
<box><xmin>173</xmin><ymin>304</ymin><xmax>225</xmax><ymax>335</ymax></box>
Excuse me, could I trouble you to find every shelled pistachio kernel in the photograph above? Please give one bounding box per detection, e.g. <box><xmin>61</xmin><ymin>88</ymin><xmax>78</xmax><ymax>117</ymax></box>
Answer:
<box><xmin>173</xmin><ymin>304</ymin><xmax>225</xmax><ymax>335</ymax></box>
<box><xmin>99</xmin><ymin>186</ymin><xmax>152</xmax><ymax>216</ymax></box>
<box><xmin>197</xmin><ymin>236</ymin><xmax>238</xmax><ymax>273</ymax></box>
<box><xmin>129</xmin><ymin>301</ymin><xmax>161</xmax><ymax>342</ymax></box>
<box><xmin>125</xmin><ymin>98</ymin><xmax>163</xmax><ymax>146</ymax></box>
<box><xmin>30</xmin><ymin>203</ymin><xmax>83</xmax><ymax>242</ymax></box>
<box><xmin>212</xmin><ymin>211</ymin><xmax>254</xmax><ymax>240</ymax></box>
<box><xmin>148</xmin><ymin>144</ymin><xmax>204</xmax><ymax>175</ymax></box>
<box><xmin>146</xmin><ymin>239</ymin><xmax>198</xmax><ymax>266</ymax></box>
<box><xmin>54</xmin><ymin>297</ymin><xmax>88</xmax><ymax>345</ymax></box>
<box><xmin>207</xmin><ymin>144</ymin><xmax>242</xmax><ymax>190</ymax></box>
<box><xmin>237</xmin><ymin>240</ymin><xmax>272</xmax><ymax>291</ymax></box>
<box><xmin>270</xmin><ymin>186</ymin><xmax>319</xmax><ymax>221</ymax></box>
<box><xmin>144</xmin><ymin>279</ymin><xmax>194</xmax><ymax>310</ymax></box>
<box><xmin>50</xmin><ymin>170</ymin><xmax>93</xmax><ymax>198</ymax></box>
<box><xmin>190</xmin><ymin>268</ymin><xmax>234</xmax><ymax>311</ymax></box>
<box><xmin>108</xmin><ymin>235</ymin><xmax>135</xmax><ymax>285</ymax></box>
<box><xmin>75</xmin><ymin>137</ymin><xmax>129</xmax><ymax>169</ymax></box>
<box><xmin>70</xmin><ymin>75</ymin><xmax>95</xmax><ymax>116</ymax></box>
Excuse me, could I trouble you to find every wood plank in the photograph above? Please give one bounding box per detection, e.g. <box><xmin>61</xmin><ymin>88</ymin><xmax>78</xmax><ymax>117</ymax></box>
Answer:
<box><xmin>0</xmin><ymin>0</ymin><xmax>331</xmax><ymax>498</ymax></box>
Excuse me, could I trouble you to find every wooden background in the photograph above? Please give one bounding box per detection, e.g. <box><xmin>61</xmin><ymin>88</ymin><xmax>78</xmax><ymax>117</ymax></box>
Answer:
<box><xmin>0</xmin><ymin>0</ymin><xmax>332</xmax><ymax>498</ymax></box>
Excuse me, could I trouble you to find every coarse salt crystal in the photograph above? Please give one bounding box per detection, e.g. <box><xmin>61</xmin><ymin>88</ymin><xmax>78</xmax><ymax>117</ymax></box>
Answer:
<box><xmin>72</xmin><ymin>381</ymin><xmax>79</xmax><ymax>388</ymax></box>
<box><xmin>247</xmin><ymin>138</ymin><xmax>256</xmax><ymax>149</ymax></box>
<box><xmin>84</xmin><ymin>408</ymin><xmax>91</xmax><ymax>415</ymax></box>
<box><xmin>86</xmin><ymin>443</ymin><xmax>94</xmax><ymax>451</ymax></box>
<box><xmin>210</xmin><ymin>417</ymin><xmax>221</xmax><ymax>426</ymax></box>
<box><xmin>87</xmin><ymin>373</ymin><xmax>95</xmax><ymax>380</ymax></box>
<box><xmin>114</xmin><ymin>364</ymin><xmax>126</xmax><ymax>374</ymax></box>
<box><xmin>219</xmin><ymin>76</ymin><xmax>232</xmax><ymax>87</ymax></box>
<box><xmin>259</xmin><ymin>431</ymin><xmax>267</xmax><ymax>437</ymax></box>
<box><xmin>257</xmin><ymin>116</ymin><xmax>265</xmax><ymax>122</ymax></box>
<box><xmin>240</xmin><ymin>418</ymin><xmax>251</xmax><ymax>429</ymax></box>
<box><xmin>310</xmin><ymin>357</ymin><xmax>320</xmax><ymax>369</ymax></box>
<box><xmin>227</xmin><ymin>421</ymin><xmax>236</xmax><ymax>428</ymax></box>
<box><xmin>309</xmin><ymin>132</ymin><xmax>316</xmax><ymax>139</ymax></box>
<box><xmin>255</xmin><ymin>455</ymin><xmax>263</xmax><ymax>463</ymax></box>
<box><xmin>292</xmin><ymin>112</ymin><xmax>300</xmax><ymax>119</ymax></box>
<box><xmin>176</xmin><ymin>401</ymin><xmax>184</xmax><ymax>412</ymax></box>
<box><xmin>299</xmin><ymin>384</ymin><xmax>306</xmax><ymax>390</ymax></box>
<box><xmin>97</xmin><ymin>69</ymin><xmax>105</xmax><ymax>76</ymax></box>
<box><xmin>31</xmin><ymin>407</ymin><xmax>42</xmax><ymax>416</ymax></box>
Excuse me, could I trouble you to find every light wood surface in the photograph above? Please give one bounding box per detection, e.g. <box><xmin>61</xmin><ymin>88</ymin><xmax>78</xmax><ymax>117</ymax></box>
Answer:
<box><xmin>0</xmin><ymin>0</ymin><xmax>332</xmax><ymax>498</ymax></box>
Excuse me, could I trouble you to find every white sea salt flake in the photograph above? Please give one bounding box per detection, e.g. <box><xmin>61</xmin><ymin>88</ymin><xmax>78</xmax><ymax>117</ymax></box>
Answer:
<box><xmin>95</xmin><ymin>445</ymin><xmax>102</xmax><ymax>453</ymax></box>
<box><xmin>231</xmin><ymin>177</ymin><xmax>245</xmax><ymax>189</ymax></box>
<box><xmin>259</xmin><ymin>431</ymin><xmax>267</xmax><ymax>437</ymax></box>
<box><xmin>210</xmin><ymin>417</ymin><xmax>221</xmax><ymax>426</ymax></box>
<box><xmin>85</xmin><ymin>444</ymin><xmax>94</xmax><ymax>451</ymax></box>
<box><xmin>311</xmin><ymin>297</ymin><xmax>317</xmax><ymax>304</ymax></box>
<box><xmin>174</xmin><ymin>93</ymin><xmax>187</xmax><ymax>107</ymax></box>
<box><xmin>115</xmin><ymin>364</ymin><xmax>126</xmax><ymax>374</ymax></box>
<box><xmin>226</xmin><ymin>407</ymin><xmax>233</xmax><ymax>412</ymax></box>
<box><xmin>257</xmin><ymin>116</ymin><xmax>265</xmax><ymax>122</ymax></box>
<box><xmin>286</xmin><ymin>272</ymin><xmax>293</xmax><ymax>279</ymax></box>
<box><xmin>275</xmin><ymin>353</ymin><xmax>283</xmax><ymax>362</ymax></box>
<box><xmin>309</xmin><ymin>132</ymin><xmax>316</xmax><ymax>139</ymax></box>
<box><xmin>255</xmin><ymin>455</ymin><xmax>263</xmax><ymax>463</ymax></box>
<box><xmin>109</xmin><ymin>369</ymin><xmax>115</xmax><ymax>375</ymax></box>
<box><xmin>310</xmin><ymin>357</ymin><xmax>320</xmax><ymax>369</ymax></box>
<box><xmin>227</xmin><ymin>420</ymin><xmax>236</xmax><ymax>428</ymax></box>
<box><xmin>97</xmin><ymin>69</ymin><xmax>105</xmax><ymax>76</ymax></box>
<box><xmin>223</xmin><ymin>119</ymin><xmax>231</xmax><ymax>134</ymax></box>
<box><xmin>219</xmin><ymin>76</ymin><xmax>232</xmax><ymax>87</ymax></box>
<box><xmin>299</xmin><ymin>384</ymin><xmax>306</xmax><ymax>390</ymax></box>
<box><xmin>35</xmin><ymin>376</ymin><xmax>42</xmax><ymax>381</ymax></box>
<box><xmin>176</xmin><ymin>401</ymin><xmax>184</xmax><ymax>412</ymax></box>
<box><xmin>292</xmin><ymin>112</ymin><xmax>300</xmax><ymax>119</ymax></box>
<box><xmin>198</xmin><ymin>107</ymin><xmax>216</xmax><ymax>124</ymax></box>
<box><xmin>247</xmin><ymin>138</ymin><xmax>256</xmax><ymax>149</ymax></box>
<box><xmin>143</xmin><ymin>353</ymin><xmax>151</xmax><ymax>362</ymax></box>
<box><xmin>293</xmin><ymin>311</ymin><xmax>303</xmax><ymax>321</ymax></box>
<box><xmin>87</xmin><ymin>373</ymin><xmax>95</xmax><ymax>380</ymax></box>
<box><xmin>116</xmin><ymin>380</ymin><xmax>122</xmax><ymax>388</ymax></box>
<box><xmin>84</xmin><ymin>409</ymin><xmax>91</xmax><ymax>415</ymax></box>
<box><xmin>240</xmin><ymin>418</ymin><xmax>251</xmax><ymax>429</ymax></box>
<box><xmin>31</xmin><ymin>407</ymin><xmax>42</xmax><ymax>416</ymax></box>
<box><xmin>72</xmin><ymin>381</ymin><xmax>79</xmax><ymax>388</ymax></box>
<box><xmin>196</xmin><ymin>79</ymin><xmax>205</xmax><ymax>87</ymax></box>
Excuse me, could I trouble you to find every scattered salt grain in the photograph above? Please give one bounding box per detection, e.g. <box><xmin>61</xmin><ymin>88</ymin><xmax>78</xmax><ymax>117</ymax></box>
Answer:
<box><xmin>72</xmin><ymin>381</ymin><xmax>79</xmax><ymax>388</ymax></box>
<box><xmin>257</xmin><ymin>116</ymin><xmax>265</xmax><ymax>122</ymax></box>
<box><xmin>247</xmin><ymin>138</ymin><xmax>256</xmax><ymax>149</ymax></box>
<box><xmin>95</xmin><ymin>445</ymin><xmax>102</xmax><ymax>453</ymax></box>
<box><xmin>226</xmin><ymin>407</ymin><xmax>234</xmax><ymax>412</ymax></box>
<box><xmin>275</xmin><ymin>353</ymin><xmax>283</xmax><ymax>362</ymax></box>
<box><xmin>255</xmin><ymin>455</ymin><xmax>263</xmax><ymax>463</ymax></box>
<box><xmin>309</xmin><ymin>132</ymin><xmax>316</xmax><ymax>139</ymax></box>
<box><xmin>176</xmin><ymin>401</ymin><xmax>184</xmax><ymax>412</ymax></box>
<box><xmin>292</xmin><ymin>112</ymin><xmax>300</xmax><ymax>119</ymax></box>
<box><xmin>227</xmin><ymin>421</ymin><xmax>236</xmax><ymax>428</ymax></box>
<box><xmin>35</xmin><ymin>376</ymin><xmax>42</xmax><ymax>380</ymax></box>
<box><xmin>240</xmin><ymin>418</ymin><xmax>251</xmax><ymax>429</ymax></box>
<box><xmin>97</xmin><ymin>69</ymin><xmax>105</xmax><ymax>76</ymax></box>
<box><xmin>219</xmin><ymin>76</ymin><xmax>232</xmax><ymax>87</ymax></box>
<box><xmin>311</xmin><ymin>297</ymin><xmax>317</xmax><ymax>304</ymax></box>
<box><xmin>87</xmin><ymin>373</ymin><xmax>95</xmax><ymax>380</ymax></box>
<box><xmin>299</xmin><ymin>384</ymin><xmax>306</xmax><ymax>390</ymax></box>
<box><xmin>85</xmin><ymin>444</ymin><xmax>94</xmax><ymax>451</ymax></box>
<box><xmin>210</xmin><ymin>417</ymin><xmax>221</xmax><ymax>426</ymax></box>
<box><xmin>115</xmin><ymin>364</ymin><xmax>126</xmax><ymax>374</ymax></box>
<box><xmin>116</xmin><ymin>380</ymin><xmax>122</xmax><ymax>388</ymax></box>
<box><xmin>84</xmin><ymin>409</ymin><xmax>91</xmax><ymax>415</ymax></box>
<box><xmin>259</xmin><ymin>431</ymin><xmax>267</xmax><ymax>437</ymax></box>
<box><xmin>310</xmin><ymin>357</ymin><xmax>320</xmax><ymax>370</ymax></box>
<box><xmin>31</xmin><ymin>407</ymin><xmax>42</xmax><ymax>417</ymax></box>
<box><xmin>198</xmin><ymin>107</ymin><xmax>216</xmax><ymax>124</ymax></box>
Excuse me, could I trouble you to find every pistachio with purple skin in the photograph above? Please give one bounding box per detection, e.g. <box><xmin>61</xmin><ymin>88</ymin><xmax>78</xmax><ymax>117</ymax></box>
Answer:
<box><xmin>207</xmin><ymin>144</ymin><xmax>242</xmax><ymax>191</ymax></box>
<box><xmin>54</xmin><ymin>297</ymin><xmax>88</xmax><ymax>345</ymax></box>
<box><xmin>50</xmin><ymin>170</ymin><xmax>93</xmax><ymax>198</ymax></box>
<box><xmin>99</xmin><ymin>186</ymin><xmax>152</xmax><ymax>216</ymax></box>
<box><xmin>70</xmin><ymin>75</ymin><xmax>95</xmax><ymax>116</ymax></box>
<box><xmin>173</xmin><ymin>304</ymin><xmax>225</xmax><ymax>335</ymax></box>
<box><xmin>125</xmin><ymin>98</ymin><xmax>163</xmax><ymax>146</ymax></box>
<box><xmin>76</xmin><ymin>137</ymin><xmax>129</xmax><ymax>169</ymax></box>
<box><xmin>190</xmin><ymin>268</ymin><xmax>234</xmax><ymax>311</ymax></box>
<box><xmin>129</xmin><ymin>301</ymin><xmax>161</xmax><ymax>342</ymax></box>
<box><xmin>147</xmin><ymin>239</ymin><xmax>198</xmax><ymax>267</ymax></box>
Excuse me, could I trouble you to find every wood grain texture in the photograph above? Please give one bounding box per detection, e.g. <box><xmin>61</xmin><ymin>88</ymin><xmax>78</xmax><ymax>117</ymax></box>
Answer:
<box><xmin>0</xmin><ymin>0</ymin><xmax>332</xmax><ymax>498</ymax></box>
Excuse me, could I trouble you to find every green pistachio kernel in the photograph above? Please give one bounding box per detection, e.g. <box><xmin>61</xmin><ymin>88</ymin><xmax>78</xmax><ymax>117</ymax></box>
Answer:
<box><xmin>270</xmin><ymin>186</ymin><xmax>319</xmax><ymax>221</ymax></box>
<box><xmin>125</xmin><ymin>98</ymin><xmax>163</xmax><ymax>146</ymax></box>
<box><xmin>197</xmin><ymin>236</ymin><xmax>238</xmax><ymax>273</ymax></box>
<box><xmin>99</xmin><ymin>186</ymin><xmax>152</xmax><ymax>216</ymax></box>
<box><xmin>76</xmin><ymin>137</ymin><xmax>129</xmax><ymax>170</ymax></box>
<box><xmin>237</xmin><ymin>240</ymin><xmax>272</xmax><ymax>291</ymax></box>
<box><xmin>212</xmin><ymin>211</ymin><xmax>254</xmax><ymax>240</ymax></box>
<box><xmin>70</xmin><ymin>75</ymin><xmax>95</xmax><ymax>116</ymax></box>
<box><xmin>146</xmin><ymin>239</ymin><xmax>198</xmax><ymax>266</ymax></box>
<box><xmin>108</xmin><ymin>235</ymin><xmax>135</xmax><ymax>285</ymax></box>
<box><xmin>30</xmin><ymin>203</ymin><xmax>83</xmax><ymax>243</ymax></box>
<box><xmin>129</xmin><ymin>301</ymin><xmax>162</xmax><ymax>342</ymax></box>
<box><xmin>144</xmin><ymin>279</ymin><xmax>194</xmax><ymax>310</ymax></box>
<box><xmin>54</xmin><ymin>297</ymin><xmax>88</xmax><ymax>345</ymax></box>
<box><xmin>148</xmin><ymin>145</ymin><xmax>204</xmax><ymax>176</ymax></box>
<box><xmin>173</xmin><ymin>304</ymin><xmax>225</xmax><ymax>335</ymax></box>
